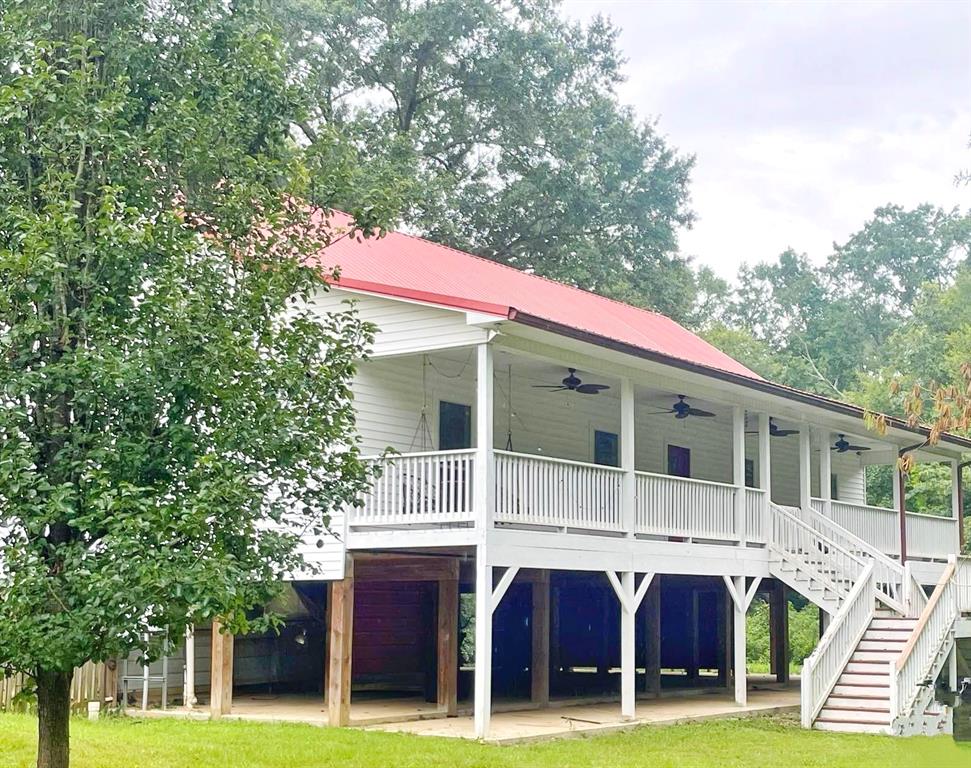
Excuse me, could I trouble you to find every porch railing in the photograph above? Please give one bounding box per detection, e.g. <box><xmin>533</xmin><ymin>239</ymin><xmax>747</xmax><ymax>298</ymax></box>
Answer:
<box><xmin>957</xmin><ymin>557</ymin><xmax>971</xmax><ymax>615</ymax></box>
<box><xmin>822</xmin><ymin>499</ymin><xmax>959</xmax><ymax>561</ymax></box>
<box><xmin>351</xmin><ymin>449</ymin><xmax>477</xmax><ymax>526</ymax></box>
<box><xmin>494</xmin><ymin>450</ymin><xmax>624</xmax><ymax>532</ymax></box>
<box><xmin>635</xmin><ymin>471</ymin><xmax>736</xmax><ymax>542</ymax></box>
<box><xmin>745</xmin><ymin>488</ymin><xmax>768</xmax><ymax>544</ymax></box>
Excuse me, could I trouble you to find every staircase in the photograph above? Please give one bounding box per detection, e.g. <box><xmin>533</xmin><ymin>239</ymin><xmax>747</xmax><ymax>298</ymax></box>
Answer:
<box><xmin>767</xmin><ymin>502</ymin><xmax>960</xmax><ymax>736</ymax></box>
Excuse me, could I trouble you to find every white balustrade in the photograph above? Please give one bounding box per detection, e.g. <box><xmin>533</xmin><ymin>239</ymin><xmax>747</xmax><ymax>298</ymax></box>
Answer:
<box><xmin>891</xmin><ymin>561</ymin><xmax>959</xmax><ymax>728</ymax></box>
<box><xmin>956</xmin><ymin>557</ymin><xmax>971</xmax><ymax>615</ymax></box>
<box><xmin>825</xmin><ymin>500</ymin><xmax>958</xmax><ymax>562</ymax></box>
<box><xmin>636</xmin><ymin>472</ymin><xmax>737</xmax><ymax>542</ymax></box>
<box><xmin>800</xmin><ymin>562</ymin><xmax>876</xmax><ymax>728</ymax></box>
<box><xmin>351</xmin><ymin>449</ymin><xmax>476</xmax><ymax>526</ymax></box>
<box><xmin>906</xmin><ymin>512</ymin><xmax>960</xmax><ymax>561</ymax></box>
<box><xmin>745</xmin><ymin>488</ymin><xmax>768</xmax><ymax>544</ymax></box>
<box><xmin>494</xmin><ymin>450</ymin><xmax>624</xmax><ymax>532</ymax></box>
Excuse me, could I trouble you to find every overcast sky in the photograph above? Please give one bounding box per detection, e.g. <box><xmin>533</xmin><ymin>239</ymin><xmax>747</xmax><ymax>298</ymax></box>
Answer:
<box><xmin>561</xmin><ymin>0</ymin><xmax>971</xmax><ymax>281</ymax></box>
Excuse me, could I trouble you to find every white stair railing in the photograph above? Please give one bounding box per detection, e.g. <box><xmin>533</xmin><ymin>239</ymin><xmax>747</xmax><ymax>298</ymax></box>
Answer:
<box><xmin>956</xmin><ymin>556</ymin><xmax>971</xmax><ymax>614</ymax></box>
<box><xmin>805</xmin><ymin>500</ymin><xmax>907</xmax><ymax>614</ymax></box>
<box><xmin>890</xmin><ymin>559</ymin><xmax>958</xmax><ymax>733</ymax></box>
<box><xmin>800</xmin><ymin>561</ymin><xmax>876</xmax><ymax>727</ymax></box>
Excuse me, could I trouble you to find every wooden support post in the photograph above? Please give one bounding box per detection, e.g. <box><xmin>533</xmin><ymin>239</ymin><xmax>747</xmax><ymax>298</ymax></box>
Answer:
<box><xmin>327</xmin><ymin>558</ymin><xmax>355</xmax><ymax>727</ymax></box>
<box><xmin>758</xmin><ymin>413</ymin><xmax>771</xmax><ymax>535</ymax></box>
<box><xmin>437</xmin><ymin>577</ymin><xmax>459</xmax><ymax>716</ymax></box>
<box><xmin>720</xmin><ymin>582</ymin><xmax>732</xmax><ymax>689</ymax></box>
<box><xmin>689</xmin><ymin>590</ymin><xmax>701</xmax><ymax>684</ymax></box>
<box><xmin>184</xmin><ymin>625</ymin><xmax>196</xmax><ymax>708</ymax></box>
<box><xmin>799</xmin><ymin>428</ymin><xmax>812</xmax><ymax>513</ymax></box>
<box><xmin>732</xmin><ymin>575</ymin><xmax>747</xmax><ymax>706</ymax></box>
<box><xmin>732</xmin><ymin>405</ymin><xmax>746</xmax><ymax>545</ymax></box>
<box><xmin>621</xmin><ymin>377</ymin><xmax>636</xmax><ymax>536</ymax></box>
<box><xmin>644</xmin><ymin>578</ymin><xmax>661</xmax><ymax>697</ymax></box>
<box><xmin>473</xmin><ymin>545</ymin><xmax>493</xmax><ymax>738</ymax></box>
<box><xmin>952</xmin><ymin>459</ymin><xmax>962</xmax><ymax>554</ymax></box>
<box><xmin>475</xmin><ymin>342</ymin><xmax>494</xmax><ymax>533</ymax></box>
<box><xmin>550</xmin><ymin>583</ymin><xmax>561</xmax><ymax>694</ymax></box>
<box><xmin>819</xmin><ymin>429</ymin><xmax>832</xmax><ymax>514</ymax></box>
<box><xmin>769</xmin><ymin>583</ymin><xmax>789</xmax><ymax>684</ymax></box>
<box><xmin>621</xmin><ymin>571</ymin><xmax>636</xmax><ymax>720</ymax></box>
<box><xmin>209</xmin><ymin>620</ymin><xmax>234</xmax><ymax>718</ymax></box>
<box><xmin>530</xmin><ymin>570</ymin><xmax>550</xmax><ymax>707</ymax></box>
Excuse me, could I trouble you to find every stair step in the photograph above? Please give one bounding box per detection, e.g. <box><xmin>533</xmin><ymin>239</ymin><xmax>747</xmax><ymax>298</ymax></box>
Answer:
<box><xmin>863</xmin><ymin>629</ymin><xmax>913</xmax><ymax>641</ymax></box>
<box><xmin>817</xmin><ymin>707</ymin><xmax>891</xmax><ymax>724</ymax></box>
<box><xmin>825</xmin><ymin>696</ymin><xmax>890</xmax><ymax>709</ymax></box>
<box><xmin>843</xmin><ymin>661</ymin><xmax>892</xmax><ymax>675</ymax></box>
<box><xmin>832</xmin><ymin>683</ymin><xmax>890</xmax><ymax>697</ymax></box>
<box><xmin>837</xmin><ymin>673</ymin><xmax>891</xmax><ymax>686</ymax></box>
<box><xmin>815</xmin><ymin>720</ymin><xmax>892</xmax><ymax>735</ymax></box>
<box><xmin>850</xmin><ymin>650</ymin><xmax>900</xmax><ymax>663</ymax></box>
<box><xmin>857</xmin><ymin>639</ymin><xmax>908</xmax><ymax>652</ymax></box>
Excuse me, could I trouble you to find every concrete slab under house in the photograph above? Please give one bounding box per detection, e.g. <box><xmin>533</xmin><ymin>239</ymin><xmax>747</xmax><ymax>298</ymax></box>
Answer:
<box><xmin>118</xmin><ymin>211</ymin><xmax>971</xmax><ymax>741</ymax></box>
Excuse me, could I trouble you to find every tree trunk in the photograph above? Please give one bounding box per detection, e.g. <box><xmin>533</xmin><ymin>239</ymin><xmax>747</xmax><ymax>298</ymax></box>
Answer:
<box><xmin>36</xmin><ymin>667</ymin><xmax>72</xmax><ymax>768</ymax></box>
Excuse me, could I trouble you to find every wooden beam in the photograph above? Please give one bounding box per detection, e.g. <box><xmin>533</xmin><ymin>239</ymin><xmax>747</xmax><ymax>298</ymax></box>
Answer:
<box><xmin>209</xmin><ymin>619</ymin><xmax>233</xmax><ymax>718</ymax></box>
<box><xmin>473</xmin><ymin>546</ymin><xmax>492</xmax><ymax>738</ymax></box>
<box><xmin>621</xmin><ymin>571</ymin><xmax>636</xmax><ymax>719</ymax></box>
<box><xmin>353</xmin><ymin>555</ymin><xmax>460</xmax><ymax>584</ymax></box>
<box><xmin>732</xmin><ymin>575</ymin><xmax>747</xmax><ymax>706</ymax></box>
<box><xmin>490</xmin><ymin>566</ymin><xmax>520</xmax><ymax>614</ymax></box>
<box><xmin>530</xmin><ymin>571</ymin><xmax>550</xmax><ymax>706</ymax></box>
<box><xmin>327</xmin><ymin>557</ymin><xmax>355</xmax><ymax>727</ymax></box>
<box><xmin>769</xmin><ymin>582</ymin><xmax>789</xmax><ymax>684</ymax></box>
<box><xmin>437</xmin><ymin>578</ymin><xmax>459</xmax><ymax>716</ymax></box>
<box><xmin>644</xmin><ymin>577</ymin><xmax>661</xmax><ymax>698</ymax></box>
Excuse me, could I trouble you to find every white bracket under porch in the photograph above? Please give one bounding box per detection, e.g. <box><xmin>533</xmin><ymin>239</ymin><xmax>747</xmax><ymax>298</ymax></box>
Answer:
<box><xmin>606</xmin><ymin>571</ymin><xmax>656</xmax><ymax>719</ymax></box>
<box><xmin>723</xmin><ymin>575</ymin><xmax>763</xmax><ymax>706</ymax></box>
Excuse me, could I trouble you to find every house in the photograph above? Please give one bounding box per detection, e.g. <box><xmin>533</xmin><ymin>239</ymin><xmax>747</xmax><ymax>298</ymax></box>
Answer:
<box><xmin>155</xmin><ymin>213</ymin><xmax>971</xmax><ymax>739</ymax></box>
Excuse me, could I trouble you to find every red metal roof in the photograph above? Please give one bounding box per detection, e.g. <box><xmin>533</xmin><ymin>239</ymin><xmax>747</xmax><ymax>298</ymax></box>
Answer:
<box><xmin>311</xmin><ymin>211</ymin><xmax>759</xmax><ymax>379</ymax></box>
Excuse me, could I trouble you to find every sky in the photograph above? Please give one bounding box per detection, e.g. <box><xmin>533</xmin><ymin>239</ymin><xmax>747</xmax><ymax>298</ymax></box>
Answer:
<box><xmin>560</xmin><ymin>0</ymin><xmax>971</xmax><ymax>281</ymax></box>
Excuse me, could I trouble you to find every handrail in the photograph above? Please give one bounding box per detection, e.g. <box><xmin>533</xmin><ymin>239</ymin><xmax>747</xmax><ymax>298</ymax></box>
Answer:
<box><xmin>494</xmin><ymin>449</ymin><xmax>626</xmax><ymax>473</ymax></box>
<box><xmin>772</xmin><ymin>503</ymin><xmax>868</xmax><ymax>571</ymax></box>
<box><xmin>361</xmin><ymin>448</ymin><xmax>476</xmax><ymax>461</ymax></box>
<box><xmin>895</xmin><ymin>561</ymin><xmax>956</xmax><ymax>673</ymax></box>
<box><xmin>809</xmin><ymin>500</ymin><xmax>903</xmax><ymax>573</ymax></box>
<box><xmin>634</xmin><ymin>468</ymin><xmax>737</xmax><ymax>491</ymax></box>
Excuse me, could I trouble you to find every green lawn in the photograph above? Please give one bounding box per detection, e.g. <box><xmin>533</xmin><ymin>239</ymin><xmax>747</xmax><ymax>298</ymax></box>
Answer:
<box><xmin>0</xmin><ymin>713</ymin><xmax>967</xmax><ymax>768</ymax></box>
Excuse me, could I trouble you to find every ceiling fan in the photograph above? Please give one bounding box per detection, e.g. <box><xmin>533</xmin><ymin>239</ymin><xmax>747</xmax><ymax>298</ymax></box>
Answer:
<box><xmin>532</xmin><ymin>368</ymin><xmax>610</xmax><ymax>395</ymax></box>
<box><xmin>746</xmin><ymin>418</ymin><xmax>798</xmax><ymax>438</ymax></box>
<box><xmin>832</xmin><ymin>434</ymin><xmax>871</xmax><ymax>453</ymax></box>
<box><xmin>648</xmin><ymin>394</ymin><xmax>715</xmax><ymax>419</ymax></box>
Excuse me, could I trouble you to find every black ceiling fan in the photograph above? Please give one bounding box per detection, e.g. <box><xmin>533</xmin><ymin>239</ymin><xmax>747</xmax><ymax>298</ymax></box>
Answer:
<box><xmin>648</xmin><ymin>394</ymin><xmax>715</xmax><ymax>419</ymax></box>
<box><xmin>746</xmin><ymin>418</ymin><xmax>798</xmax><ymax>438</ymax></box>
<box><xmin>532</xmin><ymin>368</ymin><xmax>610</xmax><ymax>395</ymax></box>
<box><xmin>832</xmin><ymin>434</ymin><xmax>871</xmax><ymax>453</ymax></box>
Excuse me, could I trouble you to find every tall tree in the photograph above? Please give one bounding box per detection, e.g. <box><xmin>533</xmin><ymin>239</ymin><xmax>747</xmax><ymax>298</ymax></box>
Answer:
<box><xmin>276</xmin><ymin>0</ymin><xmax>698</xmax><ymax>321</ymax></box>
<box><xmin>0</xmin><ymin>2</ymin><xmax>393</xmax><ymax>766</ymax></box>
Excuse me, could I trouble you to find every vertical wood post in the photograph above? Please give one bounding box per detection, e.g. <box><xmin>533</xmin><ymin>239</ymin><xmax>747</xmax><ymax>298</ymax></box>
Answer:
<box><xmin>475</xmin><ymin>342</ymin><xmax>494</xmax><ymax>533</ymax></box>
<box><xmin>620</xmin><ymin>571</ymin><xmax>636</xmax><ymax>719</ymax></box>
<box><xmin>209</xmin><ymin>620</ymin><xmax>234</xmax><ymax>718</ymax></box>
<box><xmin>530</xmin><ymin>570</ymin><xmax>550</xmax><ymax>707</ymax></box>
<box><xmin>437</xmin><ymin>577</ymin><xmax>459</xmax><ymax>716</ymax></box>
<box><xmin>644</xmin><ymin>578</ymin><xmax>661</xmax><ymax>697</ymax></box>
<box><xmin>732</xmin><ymin>405</ymin><xmax>746</xmax><ymax>545</ymax></box>
<box><xmin>798</xmin><ymin>428</ymin><xmax>812</xmax><ymax>512</ymax></box>
<box><xmin>897</xmin><ymin>466</ymin><xmax>908</xmax><ymax>564</ymax></box>
<box><xmin>952</xmin><ymin>459</ymin><xmax>962</xmax><ymax>553</ymax></box>
<box><xmin>689</xmin><ymin>589</ymin><xmax>700</xmax><ymax>684</ymax></box>
<box><xmin>184</xmin><ymin>626</ymin><xmax>196</xmax><ymax>708</ymax></box>
<box><xmin>758</xmin><ymin>413</ymin><xmax>771</xmax><ymax>526</ymax></box>
<box><xmin>818</xmin><ymin>429</ymin><xmax>832</xmax><ymax>514</ymax></box>
<box><xmin>720</xmin><ymin>583</ymin><xmax>732</xmax><ymax>689</ymax></box>
<box><xmin>473</xmin><ymin>545</ymin><xmax>493</xmax><ymax>738</ymax></box>
<box><xmin>620</xmin><ymin>377</ymin><xmax>636</xmax><ymax>536</ymax></box>
<box><xmin>769</xmin><ymin>583</ymin><xmax>789</xmax><ymax>684</ymax></box>
<box><xmin>550</xmin><ymin>583</ymin><xmax>561</xmax><ymax>694</ymax></box>
<box><xmin>732</xmin><ymin>575</ymin><xmax>747</xmax><ymax>706</ymax></box>
<box><xmin>327</xmin><ymin>557</ymin><xmax>355</xmax><ymax>727</ymax></box>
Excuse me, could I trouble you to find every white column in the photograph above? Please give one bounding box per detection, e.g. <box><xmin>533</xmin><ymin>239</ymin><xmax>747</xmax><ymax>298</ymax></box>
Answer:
<box><xmin>620</xmin><ymin>571</ymin><xmax>635</xmax><ymax>719</ymax></box>
<box><xmin>819</xmin><ymin>430</ymin><xmax>832</xmax><ymax>516</ymax></box>
<box><xmin>474</xmin><ymin>343</ymin><xmax>494</xmax><ymax>534</ymax></box>
<box><xmin>758</xmin><ymin>413</ymin><xmax>771</xmax><ymax>536</ymax></box>
<box><xmin>184</xmin><ymin>625</ymin><xmax>196</xmax><ymax>708</ymax></box>
<box><xmin>952</xmin><ymin>459</ymin><xmax>962</xmax><ymax>554</ymax></box>
<box><xmin>621</xmin><ymin>378</ymin><xmax>636</xmax><ymax>536</ymax></box>
<box><xmin>473</xmin><ymin>546</ymin><xmax>492</xmax><ymax>738</ymax></box>
<box><xmin>732</xmin><ymin>405</ymin><xmax>746</xmax><ymax>545</ymax></box>
<box><xmin>798</xmin><ymin>427</ymin><xmax>812</xmax><ymax>512</ymax></box>
<box><xmin>733</xmin><ymin>575</ymin><xmax>747</xmax><ymax>706</ymax></box>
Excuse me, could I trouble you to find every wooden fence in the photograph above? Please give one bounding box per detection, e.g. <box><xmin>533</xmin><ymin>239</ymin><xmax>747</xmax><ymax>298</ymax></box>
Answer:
<box><xmin>0</xmin><ymin>661</ymin><xmax>109</xmax><ymax>712</ymax></box>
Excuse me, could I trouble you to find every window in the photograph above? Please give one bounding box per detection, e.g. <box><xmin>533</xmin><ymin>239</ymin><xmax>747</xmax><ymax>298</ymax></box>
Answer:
<box><xmin>667</xmin><ymin>444</ymin><xmax>691</xmax><ymax>478</ymax></box>
<box><xmin>830</xmin><ymin>474</ymin><xmax>839</xmax><ymax>501</ymax></box>
<box><xmin>438</xmin><ymin>401</ymin><xmax>472</xmax><ymax>450</ymax></box>
<box><xmin>745</xmin><ymin>458</ymin><xmax>755</xmax><ymax>488</ymax></box>
<box><xmin>594</xmin><ymin>430</ymin><xmax>619</xmax><ymax>467</ymax></box>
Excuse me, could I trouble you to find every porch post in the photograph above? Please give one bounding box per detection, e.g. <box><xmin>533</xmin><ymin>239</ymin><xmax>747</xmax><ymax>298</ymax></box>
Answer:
<box><xmin>644</xmin><ymin>579</ymin><xmax>661</xmax><ymax>698</ymax></box>
<box><xmin>621</xmin><ymin>571</ymin><xmax>636</xmax><ymax>719</ymax></box>
<box><xmin>474</xmin><ymin>342</ymin><xmax>494</xmax><ymax>531</ymax></box>
<box><xmin>798</xmin><ymin>427</ymin><xmax>812</xmax><ymax>512</ymax></box>
<box><xmin>769</xmin><ymin>583</ymin><xmax>789</xmax><ymax>684</ymax></box>
<box><xmin>952</xmin><ymin>459</ymin><xmax>962</xmax><ymax>553</ymax></box>
<box><xmin>437</xmin><ymin>575</ymin><xmax>459</xmax><ymax>716</ymax></box>
<box><xmin>184</xmin><ymin>625</ymin><xmax>196</xmax><ymax>708</ymax></box>
<box><xmin>621</xmin><ymin>377</ymin><xmax>636</xmax><ymax>536</ymax></box>
<box><xmin>818</xmin><ymin>429</ymin><xmax>832</xmax><ymax>515</ymax></box>
<box><xmin>758</xmin><ymin>412</ymin><xmax>771</xmax><ymax>515</ymax></box>
<box><xmin>895</xmin><ymin>460</ymin><xmax>908</xmax><ymax>563</ymax></box>
<box><xmin>732</xmin><ymin>405</ymin><xmax>746</xmax><ymax>545</ymax></box>
<box><xmin>327</xmin><ymin>556</ymin><xmax>355</xmax><ymax>727</ymax></box>
<box><xmin>209</xmin><ymin>619</ymin><xmax>234</xmax><ymax>718</ymax></box>
<box><xmin>732</xmin><ymin>575</ymin><xmax>747</xmax><ymax>706</ymax></box>
<box><xmin>473</xmin><ymin>546</ymin><xmax>493</xmax><ymax>738</ymax></box>
<box><xmin>530</xmin><ymin>570</ymin><xmax>550</xmax><ymax>707</ymax></box>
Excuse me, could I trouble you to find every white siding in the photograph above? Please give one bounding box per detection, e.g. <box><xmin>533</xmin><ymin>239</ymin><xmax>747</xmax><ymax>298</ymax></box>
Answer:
<box><xmin>309</xmin><ymin>287</ymin><xmax>494</xmax><ymax>358</ymax></box>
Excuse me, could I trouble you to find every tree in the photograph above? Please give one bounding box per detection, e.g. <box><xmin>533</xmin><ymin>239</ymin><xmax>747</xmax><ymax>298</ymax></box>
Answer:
<box><xmin>274</xmin><ymin>0</ymin><xmax>698</xmax><ymax>321</ymax></box>
<box><xmin>0</xmin><ymin>3</ymin><xmax>395</xmax><ymax>766</ymax></box>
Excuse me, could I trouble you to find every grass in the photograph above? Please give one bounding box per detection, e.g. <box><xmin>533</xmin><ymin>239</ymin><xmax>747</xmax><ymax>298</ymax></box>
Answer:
<box><xmin>0</xmin><ymin>713</ymin><xmax>969</xmax><ymax>768</ymax></box>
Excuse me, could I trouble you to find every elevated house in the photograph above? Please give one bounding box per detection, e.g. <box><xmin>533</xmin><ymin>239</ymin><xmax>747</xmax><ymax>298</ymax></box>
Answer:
<box><xmin>159</xmin><ymin>215</ymin><xmax>971</xmax><ymax>738</ymax></box>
